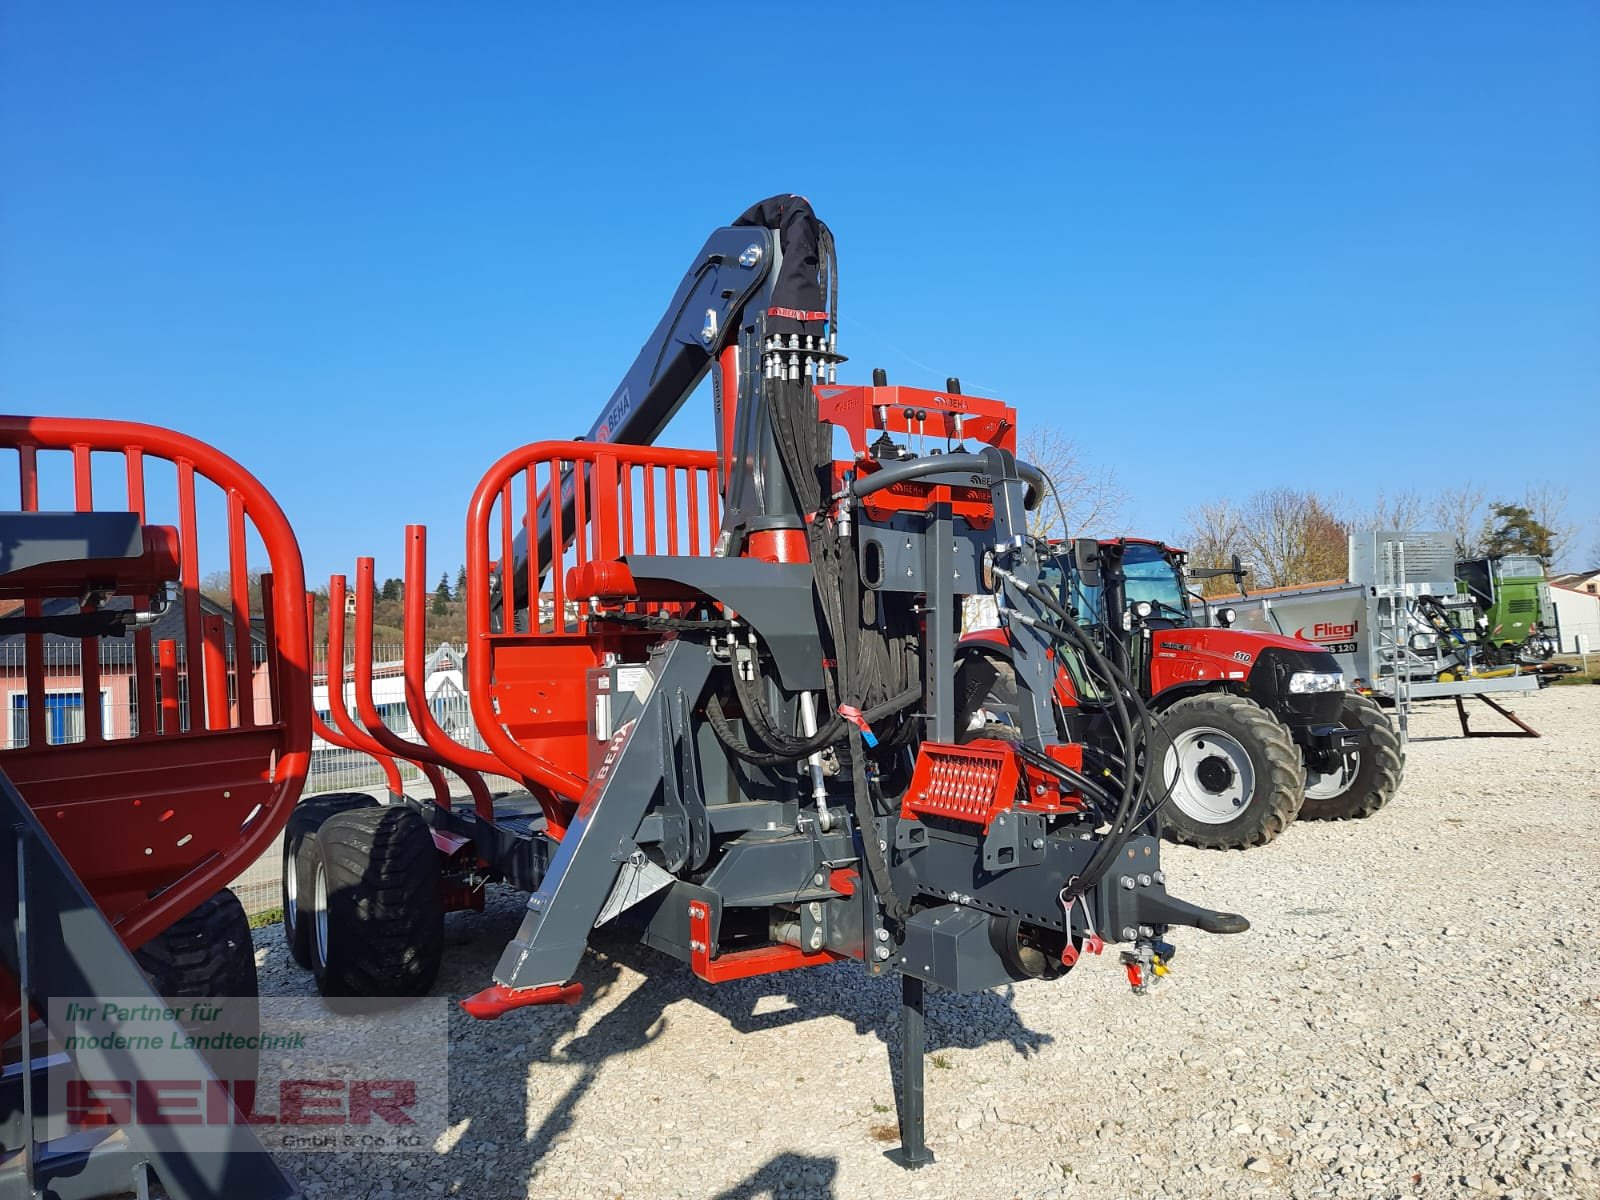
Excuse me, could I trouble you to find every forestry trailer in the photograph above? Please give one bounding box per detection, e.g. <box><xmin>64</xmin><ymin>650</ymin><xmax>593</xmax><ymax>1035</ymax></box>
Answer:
<box><xmin>972</xmin><ymin>537</ymin><xmax>1404</xmax><ymax>849</ymax></box>
<box><xmin>281</xmin><ymin>196</ymin><xmax>1248</xmax><ymax>1165</ymax></box>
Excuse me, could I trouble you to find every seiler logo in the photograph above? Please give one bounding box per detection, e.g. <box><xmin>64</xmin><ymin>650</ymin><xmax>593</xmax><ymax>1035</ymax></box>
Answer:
<box><xmin>1296</xmin><ymin>621</ymin><xmax>1357</xmax><ymax>642</ymax></box>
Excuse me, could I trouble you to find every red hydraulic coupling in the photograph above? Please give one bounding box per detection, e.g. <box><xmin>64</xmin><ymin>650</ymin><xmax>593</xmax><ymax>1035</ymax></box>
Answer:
<box><xmin>1060</xmin><ymin>932</ymin><xmax>1105</xmax><ymax>968</ymax></box>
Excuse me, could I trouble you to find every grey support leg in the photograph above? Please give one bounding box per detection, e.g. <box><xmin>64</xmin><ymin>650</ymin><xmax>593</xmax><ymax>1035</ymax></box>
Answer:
<box><xmin>886</xmin><ymin>972</ymin><xmax>934</xmax><ymax>1168</ymax></box>
<box><xmin>491</xmin><ymin>642</ymin><xmax>714</xmax><ymax>992</ymax></box>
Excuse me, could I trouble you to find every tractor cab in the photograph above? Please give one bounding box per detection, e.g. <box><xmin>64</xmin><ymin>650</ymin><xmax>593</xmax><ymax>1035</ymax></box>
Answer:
<box><xmin>1044</xmin><ymin>538</ymin><xmax>1214</xmax><ymax>637</ymax></box>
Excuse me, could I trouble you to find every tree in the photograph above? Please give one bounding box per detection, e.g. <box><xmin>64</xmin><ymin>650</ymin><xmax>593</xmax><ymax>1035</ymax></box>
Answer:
<box><xmin>1361</xmin><ymin>489</ymin><xmax>1426</xmax><ymax>534</ymax></box>
<box><xmin>1233</xmin><ymin>488</ymin><xmax>1349</xmax><ymax>589</ymax></box>
<box><xmin>456</xmin><ymin>564</ymin><xmax>467</xmax><ymax>600</ymax></box>
<box><xmin>1181</xmin><ymin>498</ymin><xmax>1246</xmax><ymax>597</ymax></box>
<box><xmin>432</xmin><ymin>572</ymin><xmax>451</xmax><ymax>616</ymax></box>
<box><xmin>1429</xmin><ymin>485</ymin><xmax>1489</xmax><ymax>559</ymax></box>
<box><xmin>1483</xmin><ymin>502</ymin><xmax>1556</xmax><ymax>567</ymax></box>
<box><xmin>199</xmin><ymin>568</ymin><xmax>264</xmax><ymax>610</ymax></box>
<box><xmin>380</xmin><ymin>577</ymin><xmax>403</xmax><ymax>603</ymax></box>
<box><xmin>1522</xmin><ymin>484</ymin><xmax>1576</xmax><ymax>570</ymax></box>
<box><xmin>1019</xmin><ymin>426</ymin><xmax>1127</xmax><ymax>539</ymax></box>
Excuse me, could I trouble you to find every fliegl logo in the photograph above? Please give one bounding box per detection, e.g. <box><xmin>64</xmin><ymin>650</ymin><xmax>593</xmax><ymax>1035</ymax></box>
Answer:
<box><xmin>594</xmin><ymin>386</ymin><xmax>632</xmax><ymax>443</ymax></box>
<box><xmin>1296</xmin><ymin>621</ymin><xmax>1357</xmax><ymax>642</ymax></box>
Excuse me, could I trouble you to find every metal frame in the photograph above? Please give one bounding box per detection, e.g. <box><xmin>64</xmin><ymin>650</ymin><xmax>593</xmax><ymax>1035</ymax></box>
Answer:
<box><xmin>0</xmin><ymin>416</ymin><xmax>311</xmax><ymax>951</ymax></box>
<box><xmin>1</xmin><ymin>769</ymin><xmax>298</xmax><ymax>1199</ymax></box>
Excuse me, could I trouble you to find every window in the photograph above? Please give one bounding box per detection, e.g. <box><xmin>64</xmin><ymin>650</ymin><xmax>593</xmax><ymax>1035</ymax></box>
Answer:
<box><xmin>1120</xmin><ymin>543</ymin><xmax>1189</xmax><ymax>619</ymax></box>
<box><xmin>1498</xmin><ymin>556</ymin><xmax>1543</xmax><ymax>580</ymax></box>
<box><xmin>8</xmin><ymin>691</ymin><xmax>112</xmax><ymax>746</ymax></box>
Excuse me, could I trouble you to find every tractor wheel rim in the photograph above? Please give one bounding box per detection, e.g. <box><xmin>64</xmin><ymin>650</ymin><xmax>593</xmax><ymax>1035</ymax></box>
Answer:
<box><xmin>283</xmin><ymin>849</ymin><xmax>298</xmax><ymax>937</ymax></box>
<box><xmin>1164</xmin><ymin>725</ymin><xmax>1257</xmax><ymax>825</ymax></box>
<box><xmin>1305</xmin><ymin>751</ymin><xmax>1361</xmax><ymax>800</ymax></box>
<box><xmin>312</xmin><ymin>858</ymin><xmax>329</xmax><ymax>968</ymax></box>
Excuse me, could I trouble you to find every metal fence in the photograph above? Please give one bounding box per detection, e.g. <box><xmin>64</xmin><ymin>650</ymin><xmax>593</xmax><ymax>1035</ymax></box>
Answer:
<box><xmin>0</xmin><ymin>636</ymin><xmax>269</xmax><ymax>748</ymax></box>
<box><xmin>2</xmin><ymin>639</ymin><xmax>526</xmax><ymax>915</ymax></box>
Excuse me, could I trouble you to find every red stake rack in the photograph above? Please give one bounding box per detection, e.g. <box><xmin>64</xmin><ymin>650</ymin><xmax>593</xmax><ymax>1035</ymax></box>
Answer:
<box><xmin>0</xmin><ymin>415</ymin><xmax>311</xmax><ymax>951</ymax></box>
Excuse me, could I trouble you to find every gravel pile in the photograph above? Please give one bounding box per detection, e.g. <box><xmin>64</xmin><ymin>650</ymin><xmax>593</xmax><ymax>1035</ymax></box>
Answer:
<box><xmin>258</xmin><ymin>685</ymin><xmax>1600</xmax><ymax>1199</ymax></box>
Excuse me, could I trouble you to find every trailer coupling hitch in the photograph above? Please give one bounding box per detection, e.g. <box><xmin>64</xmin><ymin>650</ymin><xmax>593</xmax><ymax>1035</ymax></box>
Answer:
<box><xmin>1120</xmin><ymin>938</ymin><xmax>1176</xmax><ymax>995</ymax></box>
<box><xmin>461</xmin><ymin>981</ymin><xmax>585</xmax><ymax>1020</ymax></box>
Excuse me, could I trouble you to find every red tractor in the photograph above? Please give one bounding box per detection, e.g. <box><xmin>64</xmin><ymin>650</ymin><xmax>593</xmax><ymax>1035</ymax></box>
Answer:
<box><xmin>961</xmin><ymin>537</ymin><xmax>1403</xmax><ymax>848</ymax></box>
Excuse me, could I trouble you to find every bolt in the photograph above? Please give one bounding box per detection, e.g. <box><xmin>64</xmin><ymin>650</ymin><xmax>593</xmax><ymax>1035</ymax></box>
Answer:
<box><xmin>1153</xmin><ymin>870</ymin><xmax>1166</xmax><ymax>884</ymax></box>
<box><xmin>1034</xmin><ymin>783</ymin><xmax>1047</xmax><ymax>796</ymax></box>
<box><xmin>1119</xmin><ymin>875</ymin><xmax>1136</xmax><ymax>891</ymax></box>
<box><xmin>873</xmin><ymin>946</ymin><xmax>892</xmax><ymax>961</ymax></box>
<box><xmin>812</xmin><ymin>873</ymin><xmax>825</xmax><ymax>886</ymax></box>
<box><xmin>875</xmin><ymin>928</ymin><xmax>890</xmax><ymax>942</ymax></box>
<box><xmin>1137</xmin><ymin>873</ymin><xmax>1152</xmax><ymax>887</ymax></box>
<box><xmin>1031</xmin><ymin>837</ymin><xmax>1045</xmax><ymax>849</ymax></box>
<box><xmin>1121</xmin><ymin>926</ymin><xmax>1138</xmax><ymax>940</ymax></box>
<box><xmin>1139</xmin><ymin>925</ymin><xmax>1154</xmax><ymax>938</ymax></box>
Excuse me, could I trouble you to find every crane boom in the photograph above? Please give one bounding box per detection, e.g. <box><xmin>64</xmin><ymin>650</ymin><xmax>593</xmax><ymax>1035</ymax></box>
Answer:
<box><xmin>507</xmin><ymin>196</ymin><xmax>835</xmax><ymax>616</ymax></box>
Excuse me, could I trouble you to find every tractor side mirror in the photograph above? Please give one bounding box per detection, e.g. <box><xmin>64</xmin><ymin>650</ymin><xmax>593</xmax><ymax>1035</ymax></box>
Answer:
<box><xmin>1073</xmin><ymin>537</ymin><xmax>1102</xmax><ymax>588</ymax></box>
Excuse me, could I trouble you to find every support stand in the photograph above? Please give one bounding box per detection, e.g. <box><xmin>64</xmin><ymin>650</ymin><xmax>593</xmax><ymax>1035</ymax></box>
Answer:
<box><xmin>1454</xmin><ymin>694</ymin><xmax>1540</xmax><ymax>738</ymax></box>
<box><xmin>885</xmin><ymin>973</ymin><xmax>934</xmax><ymax>1168</ymax></box>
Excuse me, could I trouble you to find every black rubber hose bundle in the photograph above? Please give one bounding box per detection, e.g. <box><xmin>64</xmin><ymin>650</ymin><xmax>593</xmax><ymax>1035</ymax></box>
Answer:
<box><xmin>1000</xmin><ymin>568</ymin><xmax>1167</xmax><ymax>896</ymax></box>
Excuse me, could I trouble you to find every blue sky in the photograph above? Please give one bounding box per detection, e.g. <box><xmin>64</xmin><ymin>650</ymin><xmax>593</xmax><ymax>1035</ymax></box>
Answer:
<box><xmin>3</xmin><ymin>3</ymin><xmax>1597</xmax><ymax>584</ymax></box>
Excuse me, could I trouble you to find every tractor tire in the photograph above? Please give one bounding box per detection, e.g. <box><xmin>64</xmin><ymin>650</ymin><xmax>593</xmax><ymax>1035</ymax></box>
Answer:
<box><xmin>953</xmin><ymin>650</ymin><xmax>1069</xmax><ymax>743</ymax></box>
<box><xmin>283</xmin><ymin>792</ymin><xmax>379</xmax><ymax>969</ymax></box>
<box><xmin>134</xmin><ymin>888</ymin><xmax>259</xmax><ymax>1112</ymax></box>
<box><xmin>1151</xmin><ymin>693</ymin><xmax>1304</xmax><ymax>850</ymax></box>
<box><xmin>1299</xmin><ymin>692</ymin><xmax>1404</xmax><ymax>821</ymax></box>
<box><xmin>309</xmin><ymin>805</ymin><xmax>443</xmax><ymax>998</ymax></box>
<box><xmin>954</xmin><ymin>651</ymin><xmax>1019</xmax><ymax>740</ymax></box>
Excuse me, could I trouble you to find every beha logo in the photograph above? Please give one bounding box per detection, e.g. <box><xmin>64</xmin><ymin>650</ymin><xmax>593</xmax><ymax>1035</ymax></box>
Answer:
<box><xmin>1296</xmin><ymin>621</ymin><xmax>1357</xmax><ymax>641</ymax></box>
<box><xmin>595</xmin><ymin>387</ymin><xmax>632</xmax><ymax>443</ymax></box>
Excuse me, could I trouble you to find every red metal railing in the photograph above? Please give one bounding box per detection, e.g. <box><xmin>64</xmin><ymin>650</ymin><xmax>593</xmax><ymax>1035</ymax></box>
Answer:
<box><xmin>324</xmin><ymin>572</ymin><xmax>452</xmax><ymax>806</ymax></box>
<box><xmin>465</xmin><ymin>441</ymin><xmax>721</xmax><ymax>828</ymax></box>
<box><xmin>305</xmin><ymin>593</ymin><xmax>406</xmax><ymax>798</ymax></box>
<box><xmin>0</xmin><ymin>415</ymin><xmax>310</xmax><ymax>950</ymax></box>
<box><xmin>397</xmin><ymin>525</ymin><xmax>540</xmax><ymax>817</ymax></box>
<box><xmin>351</xmin><ymin>556</ymin><xmax>494</xmax><ymax>820</ymax></box>
<box><xmin>302</xmin><ymin>521</ymin><xmax>568</xmax><ymax>850</ymax></box>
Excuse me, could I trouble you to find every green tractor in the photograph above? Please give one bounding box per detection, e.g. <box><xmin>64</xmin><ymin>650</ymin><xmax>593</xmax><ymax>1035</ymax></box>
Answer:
<box><xmin>1455</xmin><ymin>555</ymin><xmax>1556</xmax><ymax>665</ymax></box>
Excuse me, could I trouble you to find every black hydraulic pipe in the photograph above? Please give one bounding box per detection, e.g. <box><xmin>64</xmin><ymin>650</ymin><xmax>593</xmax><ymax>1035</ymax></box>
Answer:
<box><xmin>850</xmin><ymin>452</ymin><xmax>1044</xmax><ymax>508</ymax></box>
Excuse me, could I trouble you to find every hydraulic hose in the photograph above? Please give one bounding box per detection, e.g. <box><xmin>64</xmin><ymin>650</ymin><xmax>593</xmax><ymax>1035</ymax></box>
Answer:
<box><xmin>998</xmin><ymin>565</ymin><xmax>1166</xmax><ymax>895</ymax></box>
<box><xmin>851</xmin><ymin>452</ymin><xmax>1044</xmax><ymax>510</ymax></box>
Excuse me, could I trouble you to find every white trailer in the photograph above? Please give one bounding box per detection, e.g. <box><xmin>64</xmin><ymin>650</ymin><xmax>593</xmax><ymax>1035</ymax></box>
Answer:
<box><xmin>1204</xmin><ymin>531</ymin><xmax>1541</xmax><ymax>740</ymax></box>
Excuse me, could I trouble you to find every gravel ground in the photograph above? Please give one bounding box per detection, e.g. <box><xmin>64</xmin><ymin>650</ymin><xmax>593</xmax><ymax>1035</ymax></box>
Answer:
<box><xmin>257</xmin><ymin>685</ymin><xmax>1600</xmax><ymax>1200</ymax></box>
